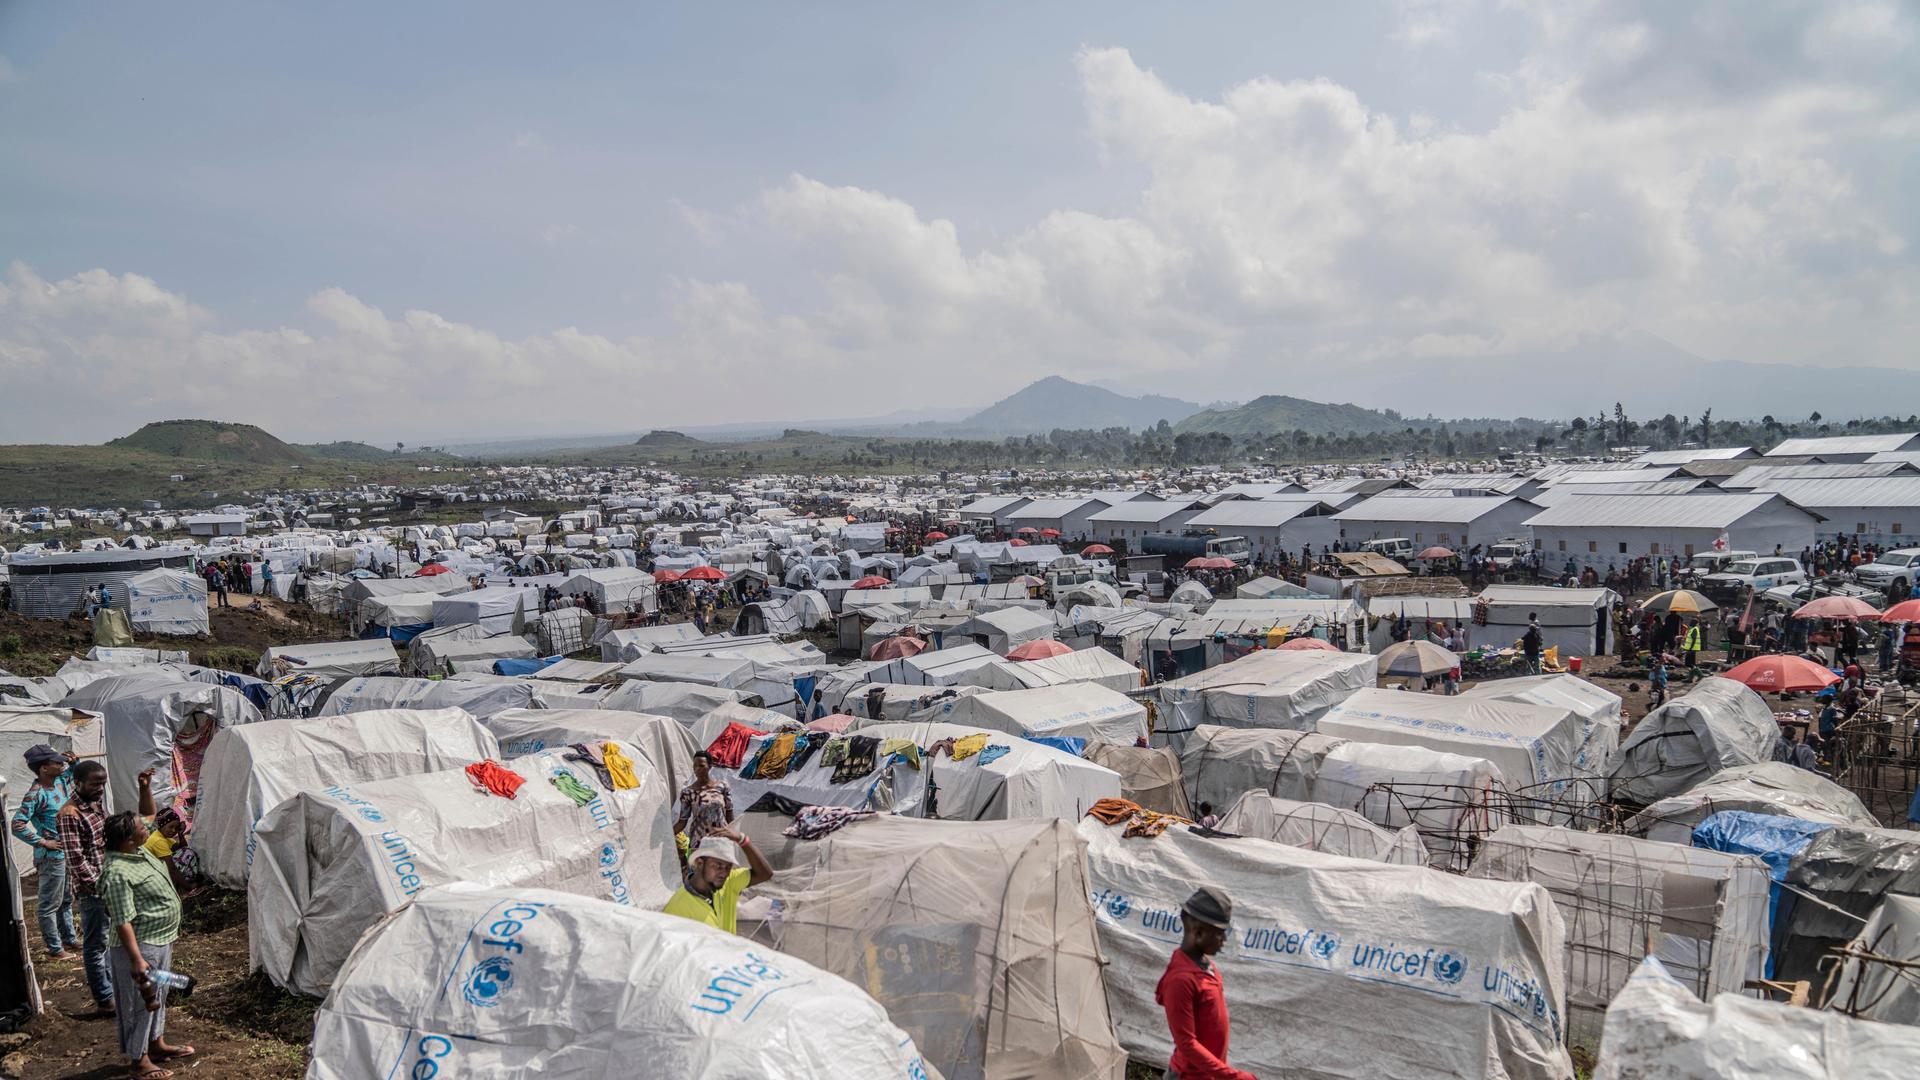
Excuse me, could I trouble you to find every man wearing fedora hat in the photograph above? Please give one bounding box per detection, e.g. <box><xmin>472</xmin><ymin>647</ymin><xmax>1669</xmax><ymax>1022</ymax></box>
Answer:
<box><xmin>1155</xmin><ymin>886</ymin><xmax>1257</xmax><ymax>1080</ymax></box>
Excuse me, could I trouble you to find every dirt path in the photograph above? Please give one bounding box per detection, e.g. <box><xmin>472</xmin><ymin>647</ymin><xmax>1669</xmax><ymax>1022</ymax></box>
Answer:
<box><xmin>11</xmin><ymin>892</ymin><xmax>310</xmax><ymax>1080</ymax></box>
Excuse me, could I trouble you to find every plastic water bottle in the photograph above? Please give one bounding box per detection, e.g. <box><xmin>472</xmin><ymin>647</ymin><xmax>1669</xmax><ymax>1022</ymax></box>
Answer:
<box><xmin>145</xmin><ymin>969</ymin><xmax>195</xmax><ymax>998</ymax></box>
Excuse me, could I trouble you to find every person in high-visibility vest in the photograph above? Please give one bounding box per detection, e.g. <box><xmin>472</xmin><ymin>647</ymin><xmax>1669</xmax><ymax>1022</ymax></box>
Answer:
<box><xmin>1682</xmin><ymin>618</ymin><xmax>1703</xmax><ymax>670</ymax></box>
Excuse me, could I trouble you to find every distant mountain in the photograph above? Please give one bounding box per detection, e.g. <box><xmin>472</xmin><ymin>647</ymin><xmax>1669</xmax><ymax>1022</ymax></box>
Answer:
<box><xmin>953</xmin><ymin>376</ymin><xmax>1203</xmax><ymax>435</ymax></box>
<box><xmin>108</xmin><ymin>420</ymin><xmax>311</xmax><ymax>464</ymax></box>
<box><xmin>634</xmin><ymin>430</ymin><xmax>707</xmax><ymax>448</ymax></box>
<box><xmin>301</xmin><ymin>440</ymin><xmax>463</xmax><ymax>464</ymax></box>
<box><xmin>1173</xmin><ymin>395</ymin><xmax>1408</xmax><ymax>437</ymax></box>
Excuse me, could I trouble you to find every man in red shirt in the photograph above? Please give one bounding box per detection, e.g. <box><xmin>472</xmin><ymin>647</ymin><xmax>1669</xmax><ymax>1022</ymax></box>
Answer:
<box><xmin>1155</xmin><ymin>886</ymin><xmax>1257</xmax><ymax>1080</ymax></box>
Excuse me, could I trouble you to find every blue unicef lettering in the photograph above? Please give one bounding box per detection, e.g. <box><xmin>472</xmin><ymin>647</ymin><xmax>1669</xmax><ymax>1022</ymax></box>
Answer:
<box><xmin>690</xmin><ymin>950</ymin><xmax>791</xmax><ymax>1016</ymax></box>
<box><xmin>462</xmin><ymin>956</ymin><xmax>514</xmax><ymax>1007</ymax></box>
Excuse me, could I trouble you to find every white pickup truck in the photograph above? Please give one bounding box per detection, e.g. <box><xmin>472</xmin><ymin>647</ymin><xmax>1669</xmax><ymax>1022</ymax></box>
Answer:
<box><xmin>1700</xmin><ymin>556</ymin><xmax>1807</xmax><ymax>599</ymax></box>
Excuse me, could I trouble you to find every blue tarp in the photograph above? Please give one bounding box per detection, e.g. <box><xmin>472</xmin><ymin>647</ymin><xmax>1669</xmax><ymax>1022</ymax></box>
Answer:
<box><xmin>493</xmin><ymin>655</ymin><xmax>563</xmax><ymax>677</ymax></box>
<box><xmin>1693</xmin><ymin>810</ymin><xmax>1836</xmax><ymax>976</ymax></box>
<box><xmin>213</xmin><ymin>672</ymin><xmax>275</xmax><ymax>711</ymax></box>
<box><xmin>388</xmin><ymin>623</ymin><xmax>433</xmax><ymax>644</ymax></box>
<box><xmin>1024</xmin><ymin>735</ymin><xmax>1087</xmax><ymax>757</ymax></box>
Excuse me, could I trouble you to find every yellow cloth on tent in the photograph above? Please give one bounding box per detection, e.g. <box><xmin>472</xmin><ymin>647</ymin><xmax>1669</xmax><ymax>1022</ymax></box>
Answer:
<box><xmin>879</xmin><ymin>738</ymin><xmax>921</xmax><ymax>769</ymax></box>
<box><xmin>950</xmin><ymin>733</ymin><xmax>990</xmax><ymax>761</ymax></box>
<box><xmin>601</xmin><ymin>743</ymin><xmax>641</xmax><ymax>790</ymax></box>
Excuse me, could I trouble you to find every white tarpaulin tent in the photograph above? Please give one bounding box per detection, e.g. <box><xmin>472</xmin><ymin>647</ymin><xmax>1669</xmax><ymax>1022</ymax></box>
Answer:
<box><xmin>60</xmin><ymin>672</ymin><xmax>264</xmax><ymax>810</ymax></box>
<box><xmin>1078</xmin><ymin>818</ymin><xmax>1571</xmax><ymax>1080</ymax></box>
<box><xmin>595</xmin><ymin>680</ymin><xmax>756</xmax><ymax>720</ymax></box>
<box><xmin>123</xmin><ymin>568</ymin><xmax>209</xmax><ymax>636</ymax></box>
<box><xmin>904</xmin><ymin>683</ymin><xmax>1148</xmax><ymax>744</ymax></box>
<box><xmin>256</xmin><ymin>638</ymin><xmax>400</xmax><ymax>681</ymax></box>
<box><xmin>558</xmin><ymin>567</ymin><xmax>658</xmax><ymax>613</ymax></box>
<box><xmin>1825</xmin><ymin>894</ymin><xmax>1920</xmax><ymax>1026</ymax></box>
<box><xmin>482</xmin><ymin>708</ymin><xmax>698</xmax><ymax>798</ymax></box>
<box><xmin>308</xmin><ymin>885</ymin><xmax>937</xmax><ymax>1080</ymax></box>
<box><xmin>0</xmin><ymin>706</ymin><xmax>105</xmax><ymax>874</ymax></box>
<box><xmin>957</xmin><ymin>647</ymin><xmax>1142</xmax><ymax>693</ymax></box>
<box><xmin>1155</xmin><ymin>649</ymin><xmax>1377</xmax><ymax>749</ymax></box>
<box><xmin>1082</xmin><ymin>743</ymin><xmax>1190</xmax><ymax>817</ymax></box>
<box><xmin>430</xmin><ymin>587</ymin><xmax>534</xmax><ymax>633</ymax></box>
<box><xmin>1608</xmin><ymin>678</ymin><xmax>1778</xmax><ymax>806</ymax></box>
<box><xmin>1470</xmin><ymin>826</ymin><xmax>1773</xmax><ymax>1054</ymax></box>
<box><xmin>1177</xmin><ymin>725</ymin><xmax>1348</xmax><ymax>816</ymax></box>
<box><xmin>1623</xmin><ymin>762</ymin><xmax>1878</xmax><ymax>844</ymax></box>
<box><xmin>249</xmin><ymin>742</ymin><xmax>677</xmax><ymax>996</ymax></box>
<box><xmin>957</xmin><ymin>607</ymin><xmax>1057</xmax><ymax>655</ymax></box>
<box><xmin>860</xmin><ymin>720</ymin><xmax>1120</xmax><ymax>821</ymax></box>
<box><xmin>193</xmin><ymin>707</ymin><xmax>498</xmax><ymax>888</ymax></box>
<box><xmin>412</xmin><ymin>635</ymin><xmax>538</xmax><ymax>677</ymax></box>
<box><xmin>315</xmin><ymin>676</ymin><xmax>549</xmax><ymax>720</ymax></box>
<box><xmin>1459</xmin><ymin>674</ymin><xmax>1623</xmax><ymax>788</ymax></box>
<box><xmin>1594</xmin><ymin>957</ymin><xmax>1920</xmax><ymax>1079</ymax></box>
<box><xmin>598</xmin><ymin>622</ymin><xmax>704</xmax><ymax>662</ymax></box>
<box><xmin>866</xmin><ymin>643</ymin><xmax>1001</xmax><ymax>687</ymax></box>
<box><xmin>1315</xmin><ymin>688</ymin><xmax>1596</xmax><ymax>818</ymax></box>
<box><xmin>764</xmin><ymin>816</ymin><xmax>1127</xmax><ymax>1080</ymax></box>
<box><xmin>1313</xmin><ymin>741</ymin><xmax>1509</xmax><ymax>870</ymax></box>
<box><xmin>1216</xmin><ymin>790</ymin><xmax>1428</xmax><ymax>865</ymax></box>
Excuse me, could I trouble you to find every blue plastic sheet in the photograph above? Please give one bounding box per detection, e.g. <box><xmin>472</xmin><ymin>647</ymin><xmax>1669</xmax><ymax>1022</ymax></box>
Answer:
<box><xmin>493</xmin><ymin>655</ymin><xmax>563</xmax><ymax>677</ymax></box>
<box><xmin>1693</xmin><ymin>810</ymin><xmax>1836</xmax><ymax>975</ymax></box>
<box><xmin>1023</xmin><ymin>736</ymin><xmax>1087</xmax><ymax>757</ymax></box>
<box><xmin>387</xmin><ymin>623</ymin><xmax>433</xmax><ymax>644</ymax></box>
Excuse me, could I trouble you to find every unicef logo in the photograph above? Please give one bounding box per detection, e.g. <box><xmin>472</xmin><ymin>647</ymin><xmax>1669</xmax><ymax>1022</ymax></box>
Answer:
<box><xmin>1105</xmin><ymin>894</ymin><xmax>1131</xmax><ymax>920</ymax></box>
<box><xmin>463</xmin><ymin>956</ymin><xmax>514</xmax><ymax>1008</ymax></box>
<box><xmin>1433</xmin><ymin>952</ymin><xmax>1465</xmax><ymax>985</ymax></box>
<box><xmin>599</xmin><ymin>842</ymin><xmax>621</xmax><ymax>868</ymax></box>
<box><xmin>356</xmin><ymin>807</ymin><xmax>384</xmax><ymax>823</ymax></box>
<box><xmin>1309</xmin><ymin>934</ymin><xmax>1339</xmax><ymax>960</ymax></box>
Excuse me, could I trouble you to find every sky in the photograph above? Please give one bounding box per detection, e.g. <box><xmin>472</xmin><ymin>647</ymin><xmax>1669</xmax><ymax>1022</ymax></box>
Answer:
<box><xmin>2</xmin><ymin>1</ymin><xmax>1917</xmax><ymax>443</ymax></box>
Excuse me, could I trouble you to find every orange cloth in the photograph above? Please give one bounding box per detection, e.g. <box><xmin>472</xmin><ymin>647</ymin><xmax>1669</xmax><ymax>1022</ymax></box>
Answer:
<box><xmin>465</xmin><ymin>760</ymin><xmax>526</xmax><ymax>799</ymax></box>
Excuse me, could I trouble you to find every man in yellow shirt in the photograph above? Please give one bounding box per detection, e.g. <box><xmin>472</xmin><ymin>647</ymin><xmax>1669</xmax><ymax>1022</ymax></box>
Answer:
<box><xmin>661</xmin><ymin>825</ymin><xmax>772</xmax><ymax>935</ymax></box>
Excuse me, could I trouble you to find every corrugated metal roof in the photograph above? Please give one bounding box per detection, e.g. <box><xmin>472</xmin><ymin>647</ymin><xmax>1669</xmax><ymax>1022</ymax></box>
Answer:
<box><xmin>1085</xmin><ymin>499</ymin><xmax>1201</xmax><ymax>524</ymax></box>
<box><xmin>957</xmin><ymin>495</ymin><xmax>1026</xmax><ymax>515</ymax></box>
<box><xmin>1202</xmin><ymin>482</ymin><xmax>1304</xmax><ymax>502</ymax></box>
<box><xmin>1632</xmin><ymin>447</ymin><xmax>1755</xmax><ymax>465</ymax></box>
<box><xmin>1746</xmin><ymin>476</ymin><xmax>1920</xmax><ymax>508</ymax></box>
<box><xmin>1185</xmin><ymin>500</ymin><xmax>1330</xmax><ymax>528</ymax></box>
<box><xmin>1418</xmin><ymin>473</ymin><xmax>1522</xmax><ymax>489</ymax></box>
<box><xmin>1765</xmin><ymin>433</ymin><xmax>1920</xmax><ymax>457</ymax></box>
<box><xmin>1530</xmin><ymin>480</ymin><xmax>1711</xmax><ymax>506</ymax></box>
<box><xmin>1529</xmin><ymin>462</ymin><xmax>1633</xmax><ymax>482</ymax></box>
<box><xmin>1332</xmin><ymin>495</ymin><xmax>1538</xmax><ymax>524</ymax></box>
<box><xmin>1253</xmin><ymin>491</ymin><xmax>1362</xmax><ymax>508</ymax></box>
<box><xmin>1866</xmin><ymin>451</ymin><xmax>1920</xmax><ymax>467</ymax></box>
<box><xmin>1723</xmin><ymin>462</ymin><xmax>1917</xmax><ymax>489</ymax></box>
<box><xmin>1547</xmin><ymin>466</ymin><xmax>1681</xmax><ymax>486</ymax></box>
<box><xmin>1522</xmin><ymin>492</ymin><xmax>1814</xmax><ymax>529</ymax></box>
<box><xmin>1004</xmin><ymin>498</ymin><xmax>1105</xmax><ymax>520</ymax></box>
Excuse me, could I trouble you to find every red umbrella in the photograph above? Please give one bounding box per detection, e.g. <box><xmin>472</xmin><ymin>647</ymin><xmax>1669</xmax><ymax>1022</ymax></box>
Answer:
<box><xmin>1015</xmin><ymin>527</ymin><xmax>1040</xmax><ymax>535</ymax></box>
<box><xmin>1880</xmin><ymin>599</ymin><xmax>1920</xmax><ymax>623</ymax></box>
<box><xmin>852</xmin><ymin>575</ymin><xmax>892</xmax><ymax>589</ymax></box>
<box><xmin>1278</xmin><ymin>637</ymin><xmax>1339</xmax><ymax>651</ymax></box>
<box><xmin>1007</xmin><ymin>538</ymin><xmax>1029</xmax><ymax>547</ymax></box>
<box><xmin>1039</xmin><ymin>528</ymin><xmax>1062</xmax><ymax>538</ymax></box>
<box><xmin>1080</xmin><ymin>544</ymin><xmax>1115</xmax><ymax>556</ymax></box>
<box><xmin>1792</xmin><ymin>596</ymin><xmax>1882</xmax><ymax>621</ymax></box>
<box><xmin>1007</xmin><ymin>640</ymin><xmax>1074</xmax><ymax>661</ymax></box>
<box><xmin>1722</xmin><ymin>654</ymin><xmax>1840</xmax><ymax>693</ymax></box>
<box><xmin>680</xmin><ymin>566</ymin><xmax>725</xmax><ymax>582</ymax></box>
<box><xmin>924</xmin><ymin>531</ymin><xmax>949</xmax><ymax>541</ymax></box>
<box><xmin>413</xmin><ymin>563</ymin><xmax>452</xmax><ymax>576</ymax></box>
<box><xmin>652</xmin><ymin>569</ymin><xmax>683</xmax><ymax>584</ymax></box>
<box><xmin>868</xmin><ymin>635</ymin><xmax>927</xmax><ymax>661</ymax></box>
<box><xmin>1417</xmin><ymin>547</ymin><xmax>1455</xmax><ymax>560</ymax></box>
<box><xmin>1186</xmin><ymin>556</ymin><xmax>1234</xmax><ymax>570</ymax></box>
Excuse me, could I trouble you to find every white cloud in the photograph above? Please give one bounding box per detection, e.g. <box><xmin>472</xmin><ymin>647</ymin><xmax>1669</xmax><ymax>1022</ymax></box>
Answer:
<box><xmin>3</xmin><ymin>3</ymin><xmax>1915</xmax><ymax>440</ymax></box>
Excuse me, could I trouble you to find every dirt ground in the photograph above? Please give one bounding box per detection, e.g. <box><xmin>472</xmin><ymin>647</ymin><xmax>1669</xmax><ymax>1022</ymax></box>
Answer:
<box><xmin>0</xmin><ymin>599</ymin><xmax>348</xmax><ymax>680</ymax></box>
<box><xmin>10</xmin><ymin>891</ymin><xmax>311</xmax><ymax>1079</ymax></box>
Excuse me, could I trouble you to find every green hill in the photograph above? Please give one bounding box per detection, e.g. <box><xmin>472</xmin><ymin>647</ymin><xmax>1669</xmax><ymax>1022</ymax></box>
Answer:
<box><xmin>301</xmin><ymin>440</ymin><xmax>461</xmax><ymax>464</ymax></box>
<box><xmin>1173</xmin><ymin>395</ymin><xmax>1409</xmax><ymax>437</ymax></box>
<box><xmin>955</xmin><ymin>376</ymin><xmax>1201</xmax><ymax>434</ymax></box>
<box><xmin>634</xmin><ymin>430</ymin><xmax>708</xmax><ymax>448</ymax></box>
<box><xmin>109</xmin><ymin>420</ymin><xmax>312</xmax><ymax>464</ymax></box>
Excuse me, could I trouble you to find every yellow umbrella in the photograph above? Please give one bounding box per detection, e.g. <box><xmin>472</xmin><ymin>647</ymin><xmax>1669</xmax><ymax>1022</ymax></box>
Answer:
<box><xmin>1639</xmin><ymin>589</ymin><xmax>1717</xmax><ymax>615</ymax></box>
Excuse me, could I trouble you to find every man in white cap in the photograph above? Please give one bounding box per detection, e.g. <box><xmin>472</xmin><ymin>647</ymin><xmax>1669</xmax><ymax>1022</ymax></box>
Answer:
<box><xmin>660</xmin><ymin>824</ymin><xmax>772</xmax><ymax>935</ymax></box>
<box><xmin>1156</xmin><ymin>885</ymin><xmax>1257</xmax><ymax>1080</ymax></box>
